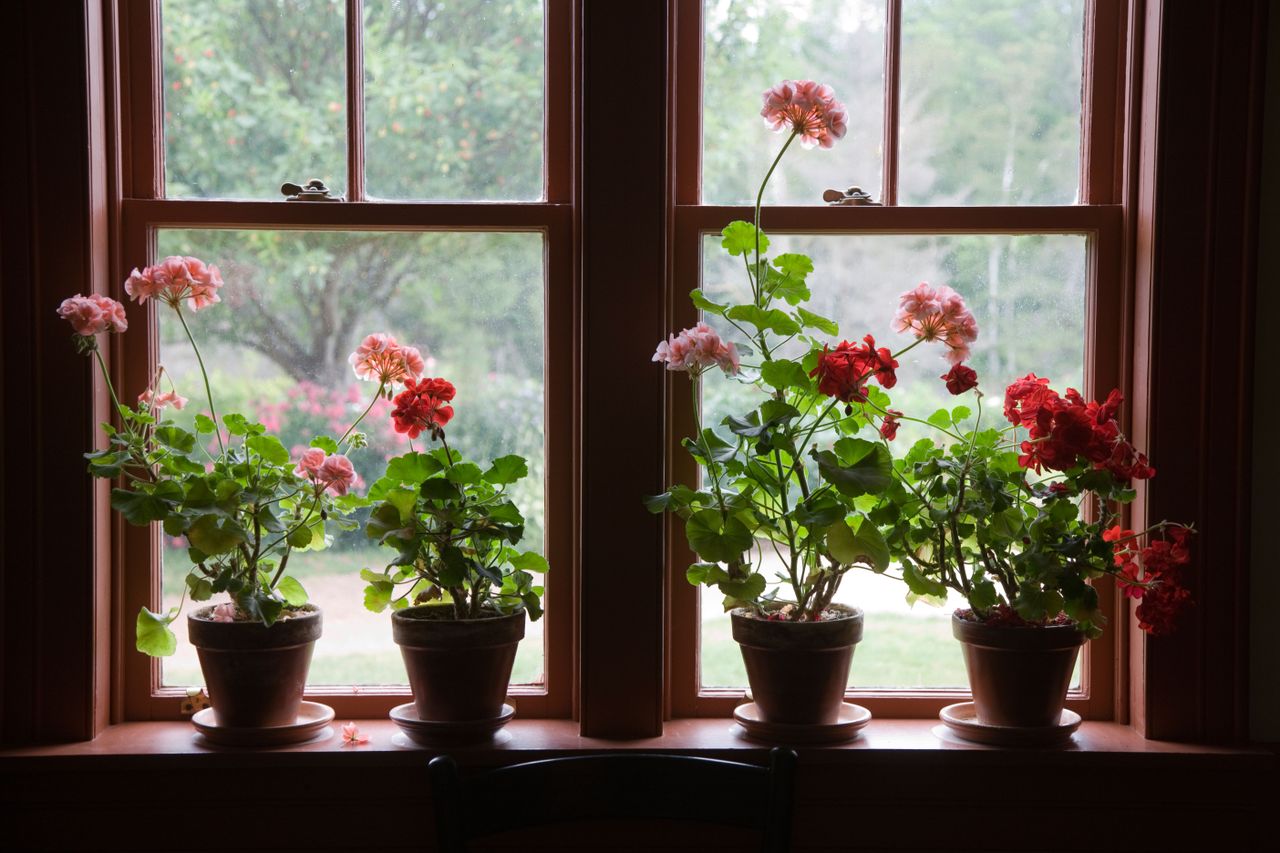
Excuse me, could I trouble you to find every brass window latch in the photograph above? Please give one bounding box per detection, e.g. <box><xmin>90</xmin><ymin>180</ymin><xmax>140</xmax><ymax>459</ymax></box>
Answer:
<box><xmin>823</xmin><ymin>185</ymin><xmax>881</xmax><ymax>206</ymax></box>
<box><xmin>281</xmin><ymin>178</ymin><xmax>342</xmax><ymax>201</ymax></box>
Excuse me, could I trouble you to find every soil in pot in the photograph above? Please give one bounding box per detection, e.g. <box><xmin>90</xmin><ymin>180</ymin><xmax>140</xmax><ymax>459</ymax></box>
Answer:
<box><xmin>392</xmin><ymin>605</ymin><xmax>526</xmax><ymax>722</ymax></box>
<box><xmin>952</xmin><ymin>610</ymin><xmax>1085</xmax><ymax>728</ymax></box>
<box><xmin>187</xmin><ymin>604</ymin><xmax>322</xmax><ymax>728</ymax></box>
<box><xmin>731</xmin><ymin>604</ymin><xmax>863</xmax><ymax>725</ymax></box>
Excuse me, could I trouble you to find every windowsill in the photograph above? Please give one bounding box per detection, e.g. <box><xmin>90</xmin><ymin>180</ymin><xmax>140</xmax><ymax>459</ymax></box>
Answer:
<box><xmin>1</xmin><ymin>718</ymin><xmax>1270</xmax><ymax>767</ymax></box>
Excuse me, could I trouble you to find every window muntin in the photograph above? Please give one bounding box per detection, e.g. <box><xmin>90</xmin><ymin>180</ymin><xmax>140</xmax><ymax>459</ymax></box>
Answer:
<box><xmin>698</xmin><ymin>231</ymin><xmax>1088</xmax><ymax>690</ymax></box>
<box><xmin>161</xmin><ymin>0</ymin><xmax>349</xmax><ymax>199</ymax></box>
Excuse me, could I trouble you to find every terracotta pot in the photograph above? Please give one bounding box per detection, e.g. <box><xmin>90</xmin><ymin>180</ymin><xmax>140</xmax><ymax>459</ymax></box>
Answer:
<box><xmin>731</xmin><ymin>604</ymin><xmax>863</xmax><ymax>725</ymax></box>
<box><xmin>187</xmin><ymin>605</ymin><xmax>322</xmax><ymax>728</ymax></box>
<box><xmin>952</xmin><ymin>612</ymin><xmax>1086</xmax><ymax>727</ymax></box>
<box><xmin>392</xmin><ymin>606</ymin><xmax>526</xmax><ymax>722</ymax></box>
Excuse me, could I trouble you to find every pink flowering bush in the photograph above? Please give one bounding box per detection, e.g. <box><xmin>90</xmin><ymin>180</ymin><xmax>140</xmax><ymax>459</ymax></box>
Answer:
<box><xmin>62</xmin><ymin>256</ymin><xmax>409</xmax><ymax>656</ymax></box>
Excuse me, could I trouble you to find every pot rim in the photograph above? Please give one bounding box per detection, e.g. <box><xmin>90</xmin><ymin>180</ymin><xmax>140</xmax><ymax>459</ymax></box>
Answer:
<box><xmin>730</xmin><ymin>603</ymin><xmax>864</xmax><ymax>650</ymax></box>
<box><xmin>392</xmin><ymin>604</ymin><xmax>527</xmax><ymax>649</ymax></box>
<box><xmin>951</xmin><ymin>610</ymin><xmax>1086</xmax><ymax>650</ymax></box>
<box><xmin>187</xmin><ymin>604</ymin><xmax>323</xmax><ymax>650</ymax></box>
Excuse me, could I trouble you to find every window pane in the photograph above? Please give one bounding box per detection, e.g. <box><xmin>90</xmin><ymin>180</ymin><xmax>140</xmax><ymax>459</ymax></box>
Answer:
<box><xmin>154</xmin><ymin>230</ymin><xmax>545</xmax><ymax>688</ymax></box>
<box><xmin>899</xmin><ymin>0</ymin><xmax>1085</xmax><ymax>205</ymax></box>
<box><xmin>363</xmin><ymin>0</ymin><xmax>545</xmax><ymax>200</ymax></box>
<box><xmin>703</xmin><ymin>0</ymin><xmax>887</xmax><ymax>205</ymax></box>
<box><xmin>699</xmin><ymin>232</ymin><xmax>1087</xmax><ymax>688</ymax></box>
<box><xmin>161</xmin><ymin>0</ymin><xmax>348</xmax><ymax>199</ymax></box>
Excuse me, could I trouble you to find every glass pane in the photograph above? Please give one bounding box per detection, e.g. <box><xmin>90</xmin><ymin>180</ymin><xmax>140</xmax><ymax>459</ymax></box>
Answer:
<box><xmin>363</xmin><ymin>0</ymin><xmax>545</xmax><ymax>200</ymax></box>
<box><xmin>899</xmin><ymin>0</ymin><xmax>1085</xmax><ymax>205</ymax></box>
<box><xmin>161</xmin><ymin>0</ymin><xmax>348</xmax><ymax>199</ymax></box>
<box><xmin>703</xmin><ymin>0</ymin><xmax>887</xmax><ymax>205</ymax></box>
<box><xmin>698</xmin><ymin>232</ymin><xmax>1087</xmax><ymax>689</ymax></box>
<box><xmin>154</xmin><ymin>230</ymin><xmax>545</xmax><ymax>688</ymax></box>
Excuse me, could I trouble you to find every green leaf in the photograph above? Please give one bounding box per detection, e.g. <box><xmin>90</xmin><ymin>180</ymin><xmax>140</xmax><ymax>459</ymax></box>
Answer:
<box><xmin>795</xmin><ymin>307</ymin><xmax>839</xmax><ymax>336</ymax></box>
<box><xmin>187</xmin><ymin>514</ymin><xmax>245</xmax><ymax>556</ymax></box>
<box><xmin>276</xmin><ymin>576</ymin><xmax>308</xmax><ymax>606</ymax></box>
<box><xmin>445</xmin><ymin>462</ymin><xmax>483</xmax><ymax>485</ymax></box>
<box><xmin>812</xmin><ymin>440</ymin><xmax>893</xmax><ymax>497</ymax></box>
<box><xmin>685</xmin><ymin>510</ymin><xmax>753</xmax><ymax>563</ymax></box>
<box><xmin>969</xmin><ymin>579</ymin><xmax>1000</xmax><ymax>611</ymax></box>
<box><xmin>510</xmin><ymin>551</ymin><xmax>549</xmax><ymax>573</ymax></box>
<box><xmin>111</xmin><ymin>488</ymin><xmax>174</xmax><ymax>526</ymax></box>
<box><xmin>222</xmin><ymin>413</ymin><xmax>251</xmax><ymax>436</ymax></box>
<box><xmin>363</xmin><ymin>581</ymin><xmax>394</xmax><ymax>613</ymax></box>
<box><xmin>420</xmin><ymin>478</ymin><xmax>462</xmax><ymax>501</ymax></box>
<box><xmin>385</xmin><ymin>452</ymin><xmax>444</xmax><ymax>485</ymax></box>
<box><xmin>792</xmin><ymin>494</ymin><xmax>848</xmax><ymax>528</ymax></box>
<box><xmin>760</xmin><ymin>359</ymin><xmax>810</xmax><ymax>391</ymax></box>
<box><xmin>951</xmin><ymin>405</ymin><xmax>972</xmax><ymax>423</ymax></box>
<box><xmin>686</xmin><ymin>562</ymin><xmax>729</xmax><ymax>586</ymax></box>
<box><xmin>719</xmin><ymin>573</ymin><xmax>767</xmax><ymax>604</ymax></box>
<box><xmin>193</xmin><ymin>414</ymin><xmax>217</xmax><ymax>434</ymax></box>
<box><xmin>483</xmin><ymin>455</ymin><xmax>528</xmax><ymax>485</ymax></box>
<box><xmin>246</xmin><ymin>434</ymin><xmax>290</xmax><ymax>466</ymax></box>
<box><xmin>689</xmin><ymin>289</ymin><xmax>729</xmax><ymax>316</ymax></box>
<box><xmin>826</xmin><ymin>517</ymin><xmax>890</xmax><ymax>572</ymax></box>
<box><xmin>185</xmin><ymin>573</ymin><xmax>213</xmax><ymax>602</ymax></box>
<box><xmin>135</xmin><ymin>606</ymin><xmax>177</xmax><ymax>657</ymax></box>
<box><xmin>725</xmin><ymin>304</ymin><xmax>801</xmax><ymax>336</ymax></box>
<box><xmin>286</xmin><ymin>523</ymin><xmax>314</xmax><ymax>549</ymax></box>
<box><xmin>154</xmin><ymin>426</ymin><xmax>196</xmax><ymax>454</ymax></box>
<box><xmin>310</xmin><ymin>435</ymin><xmax>339</xmax><ymax>454</ymax></box>
<box><xmin>903</xmin><ymin>563</ymin><xmax>948</xmax><ymax>599</ymax></box>
<box><xmin>721</xmin><ymin>220</ymin><xmax>768</xmax><ymax>257</ymax></box>
<box><xmin>927</xmin><ymin>408</ymin><xmax>953</xmax><ymax>430</ymax></box>
<box><xmin>772</xmin><ymin>253</ymin><xmax>813</xmax><ymax>279</ymax></box>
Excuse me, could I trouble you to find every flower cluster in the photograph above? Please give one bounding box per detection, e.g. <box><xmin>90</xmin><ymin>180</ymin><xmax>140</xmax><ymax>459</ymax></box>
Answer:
<box><xmin>1004</xmin><ymin>377</ymin><xmax>1154</xmax><ymax>483</ymax></box>
<box><xmin>810</xmin><ymin>334</ymin><xmax>898</xmax><ymax>403</ymax></box>
<box><xmin>652</xmin><ymin>323</ymin><xmax>741</xmax><ymax>375</ymax></box>
<box><xmin>892</xmin><ymin>283</ymin><xmax>979</xmax><ymax>364</ymax></box>
<box><xmin>125</xmin><ymin>256</ymin><xmax>223</xmax><ymax>312</ymax></box>
<box><xmin>348</xmin><ymin>333</ymin><xmax>426</xmax><ymax>386</ymax></box>
<box><xmin>293</xmin><ymin>447</ymin><xmax>357</xmax><ymax>496</ymax></box>
<box><xmin>760</xmin><ymin>79</ymin><xmax>849</xmax><ymax>149</ymax></box>
<box><xmin>391</xmin><ymin>377</ymin><xmax>457</xmax><ymax>440</ymax></box>
<box><xmin>1104</xmin><ymin>525</ymin><xmax>1193</xmax><ymax>634</ymax></box>
<box><xmin>57</xmin><ymin>294</ymin><xmax>129</xmax><ymax>337</ymax></box>
<box><xmin>138</xmin><ymin>388</ymin><xmax>188</xmax><ymax>411</ymax></box>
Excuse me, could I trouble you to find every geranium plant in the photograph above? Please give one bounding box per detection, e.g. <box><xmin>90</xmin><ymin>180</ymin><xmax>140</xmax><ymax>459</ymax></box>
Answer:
<box><xmin>647</xmin><ymin>80</ymin><xmax>930</xmax><ymax>622</ymax></box>
<box><xmin>61</xmin><ymin>258</ymin><xmax>415</xmax><ymax>655</ymax></box>
<box><xmin>358</xmin><ymin>376</ymin><xmax>547</xmax><ymax>621</ymax></box>
<box><xmin>868</xmin><ymin>352</ymin><xmax>1193</xmax><ymax>637</ymax></box>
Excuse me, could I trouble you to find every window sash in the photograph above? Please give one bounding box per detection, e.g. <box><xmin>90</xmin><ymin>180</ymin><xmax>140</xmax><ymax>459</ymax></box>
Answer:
<box><xmin>664</xmin><ymin>0</ymin><xmax>1128</xmax><ymax>719</ymax></box>
<box><xmin>113</xmin><ymin>0</ymin><xmax>577</xmax><ymax>720</ymax></box>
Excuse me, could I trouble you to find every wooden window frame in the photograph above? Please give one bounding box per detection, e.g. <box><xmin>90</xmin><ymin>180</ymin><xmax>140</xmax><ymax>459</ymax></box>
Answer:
<box><xmin>108</xmin><ymin>0</ymin><xmax>577</xmax><ymax>721</ymax></box>
<box><xmin>664</xmin><ymin>0</ymin><xmax>1128</xmax><ymax>721</ymax></box>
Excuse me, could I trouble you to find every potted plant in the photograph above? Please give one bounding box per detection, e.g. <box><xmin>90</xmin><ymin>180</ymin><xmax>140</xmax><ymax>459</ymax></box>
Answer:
<box><xmin>857</xmin><ymin>299</ymin><xmax>1194</xmax><ymax>741</ymax></box>
<box><xmin>647</xmin><ymin>80</ymin><xmax>956</xmax><ymax>736</ymax></box>
<box><xmin>358</xmin><ymin>375</ymin><xmax>546</xmax><ymax>742</ymax></box>
<box><xmin>60</xmin><ymin>259</ymin><xmax>408</xmax><ymax>738</ymax></box>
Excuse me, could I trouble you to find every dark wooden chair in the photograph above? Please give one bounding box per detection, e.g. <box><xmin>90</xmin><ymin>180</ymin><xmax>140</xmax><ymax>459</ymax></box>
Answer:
<box><xmin>427</xmin><ymin>748</ymin><xmax>798</xmax><ymax>853</ymax></box>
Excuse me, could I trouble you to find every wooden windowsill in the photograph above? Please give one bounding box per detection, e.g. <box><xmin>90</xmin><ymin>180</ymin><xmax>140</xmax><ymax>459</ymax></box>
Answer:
<box><xmin>1</xmin><ymin>718</ymin><xmax>1270</xmax><ymax>768</ymax></box>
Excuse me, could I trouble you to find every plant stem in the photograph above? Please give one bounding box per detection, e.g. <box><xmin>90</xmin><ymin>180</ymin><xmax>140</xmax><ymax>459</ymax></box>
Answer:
<box><xmin>753</xmin><ymin>131</ymin><xmax>798</xmax><ymax>306</ymax></box>
<box><xmin>339</xmin><ymin>381</ymin><xmax>385</xmax><ymax>448</ymax></box>
<box><xmin>174</xmin><ymin>306</ymin><xmax>224</xmax><ymax>454</ymax></box>
<box><xmin>92</xmin><ymin>348</ymin><xmax>125</xmax><ymax>421</ymax></box>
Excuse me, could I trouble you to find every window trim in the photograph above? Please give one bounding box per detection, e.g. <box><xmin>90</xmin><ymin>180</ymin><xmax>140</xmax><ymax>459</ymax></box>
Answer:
<box><xmin>663</xmin><ymin>0</ymin><xmax>1129</xmax><ymax>720</ymax></box>
<box><xmin>110</xmin><ymin>0</ymin><xmax>578</xmax><ymax>721</ymax></box>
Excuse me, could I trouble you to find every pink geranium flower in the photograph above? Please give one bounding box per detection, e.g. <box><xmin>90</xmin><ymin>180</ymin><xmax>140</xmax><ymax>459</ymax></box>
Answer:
<box><xmin>653</xmin><ymin>323</ymin><xmax>740</xmax><ymax>375</ymax></box>
<box><xmin>892</xmin><ymin>282</ymin><xmax>979</xmax><ymax>364</ymax></box>
<box><xmin>57</xmin><ymin>294</ymin><xmax>129</xmax><ymax>336</ymax></box>
<box><xmin>761</xmin><ymin>80</ymin><xmax>848</xmax><ymax>149</ymax></box>
<box><xmin>341</xmin><ymin>722</ymin><xmax>369</xmax><ymax>745</ymax></box>
<box><xmin>348</xmin><ymin>333</ymin><xmax>426</xmax><ymax>385</ymax></box>
<box><xmin>317</xmin><ymin>454</ymin><xmax>356</xmax><ymax>496</ymax></box>
<box><xmin>293</xmin><ymin>447</ymin><xmax>327</xmax><ymax>479</ymax></box>
<box><xmin>211</xmin><ymin>602</ymin><xmax>237</xmax><ymax>623</ymax></box>
<box><xmin>138</xmin><ymin>388</ymin><xmax>188</xmax><ymax>411</ymax></box>
<box><xmin>125</xmin><ymin>256</ymin><xmax>223</xmax><ymax>312</ymax></box>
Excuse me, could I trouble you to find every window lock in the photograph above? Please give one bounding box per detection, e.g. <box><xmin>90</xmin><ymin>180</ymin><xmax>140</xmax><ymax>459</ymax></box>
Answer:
<box><xmin>281</xmin><ymin>179</ymin><xmax>342</xmax><ymax>201</ymax></box>
<box><xmin>823</xmin><ymin>186</ymin><xmax>881</xmax><ymax>206</ymax></box>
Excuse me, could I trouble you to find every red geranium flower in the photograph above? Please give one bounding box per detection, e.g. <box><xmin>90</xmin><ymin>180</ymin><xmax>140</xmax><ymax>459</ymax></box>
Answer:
<box><xmin>809</xmin><ymin>335</ymin><xmax>898</xmax><ymax>403</ymax></box>
<box><xmin>941</xmin><ymin>363</ymin><xmax>978</xmax><ymax>395</ymax></box>
<box><xmin>879</xmin><ymin>410</ymin><xmax>903</xmax><ymax>441</ymax></box>
<box><xmin>391</xmin><ymin>377</ymin><xmax>456</xmax><ymax>439</ymax></box>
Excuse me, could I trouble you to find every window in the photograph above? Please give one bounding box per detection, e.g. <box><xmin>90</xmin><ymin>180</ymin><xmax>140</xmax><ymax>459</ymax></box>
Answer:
<box><xmin>667</xmin><ymin>0</ymin><xmax>1122</xmax><ymax>718</ymax></box>
<box><xmin>117</xmin><ymin>0</ymin><xmax>573</xmax><ymax>720</ymax></box>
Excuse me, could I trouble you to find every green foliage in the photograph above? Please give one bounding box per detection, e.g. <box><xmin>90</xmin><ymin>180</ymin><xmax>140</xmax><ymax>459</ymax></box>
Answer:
<box><xmin>361</xmin><ymin>447</ymin><xmax>546</xmax><ymax>621</ymax></box>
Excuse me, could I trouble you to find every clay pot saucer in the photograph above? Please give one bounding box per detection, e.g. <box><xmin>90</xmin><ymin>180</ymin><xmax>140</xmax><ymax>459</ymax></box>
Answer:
<box><xmin>938</xmin><ymin>701</ymin><xmax>1081</xmax><ymax>747</ymax></box>
<box><xmin>390</xmin><ymin>702</ymin><xmax>515</xmax><ymax>746</ymax></box>
<box><xmin>733</xmin><ymin>701</ymin><xmax>871</xmax><ymax>744</ymax></box>
<box><xmin>192</xmin><ymin>700</ymin><xmax>334</xmax><ymax>747</ymax></box>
